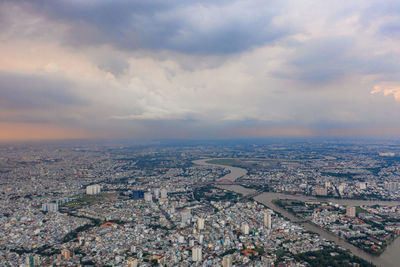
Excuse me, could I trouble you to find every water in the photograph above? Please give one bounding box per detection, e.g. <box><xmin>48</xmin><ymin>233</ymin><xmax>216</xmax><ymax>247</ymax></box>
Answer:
<box><xmin>194</xmin><ymin>158</ymin><xmax>400</xmax><ymax>267</ymax></box>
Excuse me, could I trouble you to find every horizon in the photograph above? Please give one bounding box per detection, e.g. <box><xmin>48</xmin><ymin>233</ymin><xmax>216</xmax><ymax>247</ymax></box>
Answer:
<box><xmin>3</xmin><ymin>135</ymin><xmax>400</xmax><ymax>147</ymax></box>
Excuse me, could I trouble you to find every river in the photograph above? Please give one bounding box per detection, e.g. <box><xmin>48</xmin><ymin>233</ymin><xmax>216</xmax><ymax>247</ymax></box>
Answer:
<box><xmin>194</xmin><ymin>158</ymin><xmax>400</xmax><ymax>267</ymax></box>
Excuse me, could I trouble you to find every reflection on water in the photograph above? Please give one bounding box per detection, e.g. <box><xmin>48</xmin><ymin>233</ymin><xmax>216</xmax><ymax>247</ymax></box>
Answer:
<box><xmin>194</xmin><ymin>158</ymin><xmax>400</xmax><ymax>267</ymax></box>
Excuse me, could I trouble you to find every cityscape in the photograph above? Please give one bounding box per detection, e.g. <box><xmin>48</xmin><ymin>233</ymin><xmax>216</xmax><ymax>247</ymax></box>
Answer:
<box><xmin>1</xmin><ymin>0</ymin><xmax>400</xmax><ymax>266</ymax></box>
<box><xmin>1</xmin><ymin>139</ymin><xmax>400</xmax><ymax>266</ymax></box>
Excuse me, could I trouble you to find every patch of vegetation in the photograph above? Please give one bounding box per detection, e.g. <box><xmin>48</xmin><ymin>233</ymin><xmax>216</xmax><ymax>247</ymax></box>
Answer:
<box><xmin>356</xmin><ymin>206</ymin><xmax>367</xmax><ymax>214</ymax></box>
<box><xmin>194</xmin><ymin>185</ymin><xmax>239</xmax><ymax>202</ymax></box>
<box><xmin>221</xmin><ymin>249</ymin><xmax>237</xmax><ymax>256</ymax></box>
<box><xmin>292</xmin><ymin>247</ymin><xmax>375</xmax><ymax>267</ymax></box>
<box><xmin>81</xmin><ymin>260</ymin><xmax>96</xmax><ymax>265</ymax></box>
<box><xmin>63</xmin><ymin>223</ymin><xmax>95</xmax><ymax>242</ymax></box>
<box><xmin>148</xmin><ymin>224</ymin><xmax>169</xmax><ymax>231</ymax></box>
<box><xmin>275</xmin><ymin>249</ymin><xmax>291</xmax><ymax>263</ymax></box>
<box><xmin>206</xmin><ymin>159</ymin><xmax>242</xmax><ymax>166</ymax></box>
<box><xmin>62</xmin><ymin>193</ymin><xmax>108</xmax><ymax>210</ymax></box>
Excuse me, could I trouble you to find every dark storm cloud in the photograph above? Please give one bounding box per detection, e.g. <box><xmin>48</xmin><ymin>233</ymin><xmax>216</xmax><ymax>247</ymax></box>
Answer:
<box><xmin>10</xmin><ymin>0</ymin><xmax>290</xmax><ymax>54</ymax></box>
<box><xmin>359</xmin><ymin>1</ymin><xmax>400</xmax><ymax>40</ymax></box>
<box><xmin>94</xmin><ymin>54</ymin><xmax>130</xmax><ymax>76</ymax></box>
<box><xmin>288</xmin><ymin>37</ymin><xmax>355</xmax><ymax>83</ymax></box>
<box><xmin>379</xmin><ymin>22</ymin><xmax>400</xmax><ymax>39</ymax></box>
<box><xmin>0</xmin><ymin>72</ymin><xmax>87</xmax><ymax>109</ymax></box>
<box><xmin>276</xmin><ymin>37</ymin><xmax>400</xmax><ymax>84</ymax></box>
<box><xmin>360</xmin><ymin>1</ymin><xmax>400</xmax><ymax>28</ymax></box>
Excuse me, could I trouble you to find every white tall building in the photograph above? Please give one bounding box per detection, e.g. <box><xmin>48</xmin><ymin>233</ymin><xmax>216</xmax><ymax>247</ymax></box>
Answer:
<box><xmin>379</xmin><ymin>152</ymin><xmax>395</xmax><ymax>157</ymax></box>
<box><xmin>358</xmin><ymin>182</ymin><xmax>367</xmax><ymax>190</ymax></box>
<box><xmin>192</xmin><ymin>246</ymin><xmax>202</xmax><ymax>262</ymax></box>
<box><xmin>181</xmin><ymin>209</ymin><xmax>191</xmax><ymax>224</ymax></box>
<box><xmin>126</xmin><ymin>258</ymin><xmax>138</xmax><ymax>267</ymax></box>
<box><xmin>222</xmin><ymin>254</ymin><xmax>232</xmax><ymax>267</ymax></box>
<box><xmin>153</xmin><ymin>188</ymin><xmax>160</xmax><ymax>199</ymax></box>
<box><xmin>385</xmin><ymin>182</ymin><xmax>399</xmax><ymax>192</ymax></box>
<box><xmin>197</xmin><ymin>218</ymin><xmax>205</xmax><ymax>230</ymax></box>
<box><xmin>86</xmin><ymin>184</ymin><xmax>101</xmax><ymax>195</ymax></box>
<box><xmin>241</xmin><ymin>222</ymin><xmax>249</xmax><ymax>235</ymax></box>
<box><xmin>42</xmin><ymin>202</ymin><xmax>58</xmax><ymax>212</ymax></box>
<box><xmin>264</xmin><ymin>211</ymin><xmax>272</xmax><ymax>229</ymax></box>
<box><xmin>160</xmin><ymin>188</ymin><xmax>168</xmax><ymax>198</ymax></box>
<box><xmin>144</xmin><ymin>192</ymin><xmax>152</xmax><ymax>202</ymax></box>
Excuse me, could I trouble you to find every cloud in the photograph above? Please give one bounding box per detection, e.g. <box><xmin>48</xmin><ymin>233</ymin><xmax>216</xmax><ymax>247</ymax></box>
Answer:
<box><xmin>1</xmin><ymin>0</ymin><xmax>400</xmax><ymax>140</ymax></box>
<box><xmin>371</xmin><ymin>82</ymin><xmax>400</xmax><ymax>102</ymax></box>
<box><xmin>379</xmin><ymin>21</ymin><xmax>400</xmax><ymax>39</ymax></box>
<box><xmin>0</xmin><ymin>72</ymin><xmax>87</xmax><ymax>109</ymax></box>
<box><xmin>272</xmin><ymin>34</ymin><xmax>400</xmax><ymax>84</ymax></box>
<box><xmin>109</xmin><ymin>108</ymin><xmax>198</xmax><ymax>121</ymax></box>
<box><xmin>0</xmin><ymin>122</ymin><xmax>93</xmax><ymax>141</ymax></box>
<box><xmin>1</xmin><ymin>0</ymin><xmax>291</xmax><ymax>54</ymax></box>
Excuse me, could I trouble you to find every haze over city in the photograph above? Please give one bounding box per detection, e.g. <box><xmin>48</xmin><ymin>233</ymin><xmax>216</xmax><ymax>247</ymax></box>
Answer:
<box><xmin>4</xmin><ymin>2</ymin><xmax>400</xmax><ymax>267</ymax></box>
<box><xmin>1</xmin><ymin>0</ymin><xmax>400</xmax><ymax>141</ymax></box>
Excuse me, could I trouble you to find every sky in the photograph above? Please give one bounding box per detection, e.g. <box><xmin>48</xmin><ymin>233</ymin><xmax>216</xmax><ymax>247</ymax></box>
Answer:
<box><xmin>1</xmin><ymin>0</ymin><xmax>400</xmax><ymax>141</ymax></box>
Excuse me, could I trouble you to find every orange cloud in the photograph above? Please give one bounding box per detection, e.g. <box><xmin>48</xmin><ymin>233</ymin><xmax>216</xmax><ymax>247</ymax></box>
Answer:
<box><xmin>371</xmin><ymin>82</ymin><xmax>400</xmax><ymax>102</ymax></box>
<box><xmin>0</xmin><ymin>122</ymin><xmax>93</xmax><ymax>142</ymax></box>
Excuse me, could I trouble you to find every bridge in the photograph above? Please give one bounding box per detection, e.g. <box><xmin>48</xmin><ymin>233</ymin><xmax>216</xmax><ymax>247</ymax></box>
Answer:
<box><xmin>217</xmin><ymin>178</ymin><xmax>234</xmax><ymax>184</ymax></box>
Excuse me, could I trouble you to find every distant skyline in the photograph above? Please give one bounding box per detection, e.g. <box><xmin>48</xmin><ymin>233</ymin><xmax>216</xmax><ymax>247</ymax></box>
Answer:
<box><xmin>1</xmin><ymin>0</ymin><xmax>400</xmax><ymax>141</ymax></box>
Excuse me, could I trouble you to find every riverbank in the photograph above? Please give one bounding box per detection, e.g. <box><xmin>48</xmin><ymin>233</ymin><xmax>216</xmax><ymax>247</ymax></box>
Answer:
<box><xmin>194</xmin><ymin>158</ymin><xmax>400</xmax><ymax>267</ymax></box>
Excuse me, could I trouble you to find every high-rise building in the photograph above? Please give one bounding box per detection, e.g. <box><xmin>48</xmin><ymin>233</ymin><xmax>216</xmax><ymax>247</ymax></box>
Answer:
<box><xmin>358</xmin><ymin>182</ymin><xmax>367</xmax><ymax>190</ymax></box>
<box><xmin>222</xmin><ymin>254</ymin><xmax>232</xmax><ymax>267</ymax></box>
<box><xmin>126</xmin><ymin>258</ymin><xmax>138</xmax><ymax>267</ymax></box>
<box><xmin>192</xmin><ymin>246</ymin><xmax>202</xmax><ymax>262</ymax></box>
<box><xmin>42</xmin><ymin>202</ymin><xmax>58</xmax><ymax>212</ymax></box>
<box><xmin>86</xmin><ymin>184</ymin><xmax>101</xmax><ymax>195</ymax></box>
<box><xmin>169</xmin><ymin>206</ymin><xmax>175</xmax><ymax>214</ymax></box>
<box><xmin>26</xmin><ymin>256</ymin><xmax>34</xmax><ymax>267</ymax></box>
<box><xmin>26</xmin><ymin>255</ymin><xmax>41</xmax><ymax>267</ymax></box>
<box><xmin>338</xmin><ymin>183</ymin><xmax>346</xmax><ymax>194</ymax></box>
<box><xmin>160</xmin><ymin>188</ymin><xmax>168</xmax><ymax>198</ymax></box>
<box><xmin>241</xmin><ymin>222</ymin><xmax>249</xmax><ymax>235</ymax></box>
<box><xmin>346</xmin><ymin>206</ymin><xmax>356</xmax><ymax>217</ymax></box>
<box><xmin>385</xmin><ymin>182</ymin><xmax>399</xmax><ymax>192</ymax></box>
<box><xmin>314</xmin><ymin>186</ymin><xmax>327</xmax><ymax>196</ymax></box>
<box><xmin>61</xmin><ymin>249</ymin><xmax>71</xmax><ymax>259</ymax></box>
<box><xmin>379</xmin><ymin>152</ymin><xmax>395</xmax><ymax>157</ymax></box>
<box><xmin>264</xmin><ymin>211</ymin><xmax>272</xmax><ymax>229</ymax></box>
<box><xmin>198</xmin><ymin>218</ymin><xmax>205</xmax><ymax>230</ymax></box>
<box><xmin>154</xmin><ymin>188</ymin><xmax>160</xmax><ymax>199</ymax></box>
<box><xmin>33</xmin><ymin>255</ymin><xmax>40</xmax><ymax>266</ymax></box>
<box><xmin>144</xmin><ymin>192</ymin><xmax>152</xmax><ymax>202</ymax></box>
<box><xmin>199</xmin><ymin>234</ymin><xmax>204</xmax><ymax>244</ymax></box>
<box><xmin>181</xmin><ymin>209</ymin><xmax>191</xmax><ymax>224</ymax></box>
